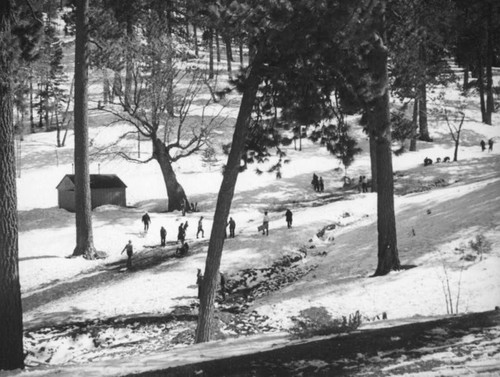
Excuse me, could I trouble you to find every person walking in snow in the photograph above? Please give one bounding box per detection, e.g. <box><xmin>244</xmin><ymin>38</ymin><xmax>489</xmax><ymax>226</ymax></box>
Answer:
<box><xmin>121</xmin><ymin>240</ymin><xmax>134</xmax><ymax>270</ymax></box>
<box><xmin>228</xmin><ymin>217</ymin><xmax>236</xmax><ymax>238</ymax></box>
<box><xmin>177</xmin><ymin>223</ymin><xmax>185</xmax><ymax>244</ymax></box>
<box><xmin>197</xmin><ymin>216</ymin><xmax>204</xmax><ymax>238</ymax></box>
<box><xmin>488</xmin><ymin>138</ymin><xmax>494</xmax><ymax>152</ymax></box>
<box><xmin>311</xmin><ymin>173</ymin><xmax>319</xmax><ymax>192</ymax></box>
<box><xmin>285</xmin><ymin>209</ymin><xmax>293</xmax><ymax>229</ymax></box>
<box><xmin>262</xmin><ymin>211</ymin><xmax>269</xmax><ymax>236</ymax></box>
<box><xmin>480</xmin><ymin>140</ymin><xmax>486</xmax><ymax>151</ymax></box>
<box><xmin>141</xmin><ymin>212</ymin><xmax>151</xmax><ymax>232</ymax></box>
<box><xmin>160</xmin><ymin>226</ymin><xmax>167</xmax><ymax>246</ymax></box>
<box><xmin>319</xmin><ymin>177</ymin><xmax>324</xmax><ymax>192</ymax></box>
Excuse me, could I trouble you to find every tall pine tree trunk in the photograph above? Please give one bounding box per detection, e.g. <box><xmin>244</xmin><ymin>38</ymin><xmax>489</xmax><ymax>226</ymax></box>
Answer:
<box><xmin>196</xmin><ymin>59</ymin><xmax>261</xmax><ymax>343</ymax></box>
<box><xmin>485</xmin><ymin>2</ymin><xmax>494</xmax><ymax>124</ymax></box>
<box><xmin>418</xmin><ymin>81</ymin><xmax>431</xmax><ymax>141</ymax></box>
<box><xmin>239</xmin><ymin>41</ymin><xmax>244</xmax><ymax>66</ymax></box>
<box><xmin>215</xmin><ymin>31</ymin><xmax>220</xmax><ymax>62</ymax></box>
<box><xmin>124</xmin><ymin>15</ymin><xmax>134</xmax><ymax>109</ymax></box>
<box><xmin>478</xmin><ymin>53</ymin><xmax>487</xmax><ymax>123</ymax></box>
<box><xmin>224</xmin><ymin>35</ymin><xmax>232</xmax><ymax>75</ymax></box>
<box><xmin>368</xmin><ymin>131</ymin><xmax>378</xmax><ymax>193</ymax></box>
<box><xmin>463</xmin><ymin>65</ymin><xmax>469</xmax><ymax>91</ymax></box>
<box><xmin>193</xmin><ymin>24</ymin><xmax>199</xmax><ymax>57</ymax></box>
<box><xmin>73</xmin><ymin>0</ymin><xmax>96</xmax><ymax>259</ymax></box>
<box><xmin>208</xmin><ymin>29</ymin><xmax>214</xmax><ymax>79</ymax></box>
<box><xmin>0</xmin><ymin>1</ymin><xmax>24</xmax><ymax>369</ymax></box>
<box><xmin>366</xmin><ymin>34</ymin><xmax>400</xmax><ymax>277</ymax></box>
<box><xmin>153</xmin><ymin>138</ymin><xmax>188</xmax><ymax>212</ymax></box>
<box><xmin>29</xmin><ymin>67</ymin><xmax>34</xmax><ymax>132</ymax></box>
<box><xmin>409</xmin><ymin>97</ymin><xmax>418</xmax><ymax>151</ymax></box>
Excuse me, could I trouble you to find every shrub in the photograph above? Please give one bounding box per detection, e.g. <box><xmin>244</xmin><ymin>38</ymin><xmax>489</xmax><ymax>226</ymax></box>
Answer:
<box><xmin>289</xmin><ymin>307</ymin><xmax>361</xmax><ymax>339</ymax></box>
<box><xmin>469</xmin><ymin>234</ymin><xmax>492</xmax><ymax>261</ymax></box>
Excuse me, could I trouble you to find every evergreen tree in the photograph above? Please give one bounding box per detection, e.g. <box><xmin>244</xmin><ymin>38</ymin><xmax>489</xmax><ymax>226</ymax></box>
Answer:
<box><xmin>0</xmin><ymin>0</ymin><xmax>42</xmax><ymax>370</ymax></box>
<box><xmin>73</xmin><ymin>0</ymin><xmax>97</xmax><ymax>259</ymax></box>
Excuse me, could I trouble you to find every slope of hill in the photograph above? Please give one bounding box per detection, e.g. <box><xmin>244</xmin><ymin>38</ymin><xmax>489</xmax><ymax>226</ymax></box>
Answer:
<box><xmin>3</xmin><ymin>48</ymin><xmax>500</xmax><ymax>375</ymax></box>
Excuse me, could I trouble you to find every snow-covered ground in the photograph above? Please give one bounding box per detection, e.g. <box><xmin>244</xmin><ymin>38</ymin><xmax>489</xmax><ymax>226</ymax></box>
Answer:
<box><xmin>5</xmin><ymin>72</ymin><xmax>500</xmax><ymax>374</ymax></box>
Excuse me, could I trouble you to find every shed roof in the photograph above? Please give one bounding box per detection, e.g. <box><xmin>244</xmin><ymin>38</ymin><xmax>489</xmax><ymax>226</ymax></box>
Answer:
<box><xmin>56</xmin><ymin>174</ymin><xmax>127</xmax><ymax>190</ymax></box>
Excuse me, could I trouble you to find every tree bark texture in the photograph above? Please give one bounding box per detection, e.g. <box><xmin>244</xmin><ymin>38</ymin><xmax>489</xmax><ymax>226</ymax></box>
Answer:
<box><xmin>193</xmin><ymin>24</ymin><xmax>199</xmax><ymax>56</ymax></box>
<box><xmin>224</xmin><ymin>36</ymin><xmax>232</xmax><ymax>75</ymax></box>
<box><xmin>208</xmin><ymin>29</ymin><xmax>214</xmax><ymax>79</ymax></box>
<box><xmin>478</xmin><ymin>53</ymin><xmax>486</xmax><ymax>123</ymax></box>
<box><xmin>153</xmin><ymin>138</ymin><xmax>188</xmax><ymax>212</ymax></box>
<box><xmin>73</xmin><ymin>0</ymin><xmax>96</xmax><ymax>259</ymax></box>
<box><xmin>409</xmin><ymin>97</ymin><xmax>418</xmax><ymax>151</ymax></box>
<box><xmin>418</xmin><ymin>81</ymin><xmax>431</xmax><ymax>141</ymax></box>
<box><xmin>124</xmin><ymin>15</ymin><xmax>134</xmax><ymax>109</ymax></box>
<box><xmin>195</xmin><ymin>62</ymin><xmax>261</xmax><ymax>343</ymax></box>
<box><xmin>0</xmin><ymin>0</ymin><xmax>25</xmax><ymax>369</ymax></box>
<box><xmin>365</xmin><ymin>36</ymin><xmax>400</xmax><ymax>277</ymax></box>
<box><xmin>368</xmin><ymin>126</ymin><xmax>378</xmax><ymax>193</ymax></box>
<box><xmin>462</xmin><ymin>66</ymin><xmax>469</xmax><ymax>91</ymax></box>
<box><xmin>215</xmin><ymin>31</ymin><xmax>220</xmax><ymax>62</ymax></box>
<box><xmin>485</xmin><ymin>2</ymin><xmax>494</xmax><ymax>123</ymax></box>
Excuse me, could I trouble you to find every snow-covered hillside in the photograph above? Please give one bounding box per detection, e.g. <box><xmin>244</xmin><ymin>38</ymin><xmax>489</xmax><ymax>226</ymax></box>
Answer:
<box><xmin>5</xmin><ymin>73</ymin><xmax>500</xmax><ymax>374</ymax></box>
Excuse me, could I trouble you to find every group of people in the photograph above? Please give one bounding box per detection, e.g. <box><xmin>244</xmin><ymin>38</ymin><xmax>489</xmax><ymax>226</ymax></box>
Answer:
<box><xmin>424</xmin><ymin>156</ymin><xmax>451</xmax><ymax>166</ymax></box>
<box><xmin>480</xmin><ymin>139</ymin><xmax>494</xmax><ymax>152</ymax></box>
<box><xmin>126</xmin><ymin>208</ymin><xmax>294</xmax><ymax>270</ymax></box>
<box><xmin>181</xmin><ymin>200</ymin><xmax>199</xmax><ymax>216</ymax></box>
<box><xmin>311</xmin><ymin>173</ymin><xmax>325</xmax><ymax>192</ymax></box>
<box><xmin>357</xmin><ymin>176</ymin><xmax>369</xmax><ymax>193</ymax></box>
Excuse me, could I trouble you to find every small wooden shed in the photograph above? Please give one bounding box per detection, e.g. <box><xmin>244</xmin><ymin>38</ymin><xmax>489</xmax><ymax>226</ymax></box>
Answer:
<box><xmin>56</xmin><ymin>174</ymin><xmax>127</xmax><ymax>212</ymax></box>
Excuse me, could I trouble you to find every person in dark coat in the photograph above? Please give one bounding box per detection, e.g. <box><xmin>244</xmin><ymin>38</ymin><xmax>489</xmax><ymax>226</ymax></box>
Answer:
<box><xmin>121</xmin><ymin>240</ymin><xmax>134</xmax><ymax>270</ymax></box>
<box><xmin>160</xmin><ymin>226</ymin><xmax>167</xmax><ymax>246</ymax></box>
<box><xmin>228</xmin><ymin>217</ymin><xmax>236</xmax><ymax>238</ymax></box>
<box><xmin>285</xmin><ymin>209</ymin><xmax>293</xmax><ymax>229</ymax></box>
<box><xmin>319</xmin><ymin>177</ymin><xmax>324</xmax><ymax>192</ymax></box>
<box><xmin>142</xmin><ymin>212</ymin><xmax>151</xmax><ymax>232</ymax></box>
<box><xmin>196</xmin><ymin>216</ymin><xmax>204</xmax><ymax>238</ymax></box>
<box><xmin>176</xmin><ymin>241</ymin><xmax>189</xmax><ymax>257</ymax></box>
<box><xmin>262</xmin><ymin>211</ymin><xmax>269</xmax><ymax>236</ymax></box>
<box><xmin>480</xmin><ymin>140</ymin><xmax>486</xmax><ymax>151</ymax></box>
<box><xmin>488</xmin><ymin>138</ymin><xmax>494</xmax><ymax>152</ymax></box>
<box><xmin>177</xmin><ymin>223</ymin><xmax>185</xmax><ymax>244</ymax></box>
<box><xmin>361</xmin><ymin>176</ymin><xmax>368</xmax><ymax>193</ymax></box>
<box><xmin>358</xmin><ymin>176</ymin><xmax>363</xmax><ymax>193</ymax></box>
<box><xmin>311</xmin><ymin>173</ymin><xmax>319</xmax><ymax>192</ymax></box>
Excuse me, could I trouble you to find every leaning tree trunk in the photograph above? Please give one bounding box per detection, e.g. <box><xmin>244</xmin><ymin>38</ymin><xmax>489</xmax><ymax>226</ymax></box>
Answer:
<box><xmin>0</xmin><ymin>1</ymin><xmax>24</xmax><ymax>370</ymax></box>
<box><xmin>153</xmin><ymin>138</ymin><xmax>188</xmax><ymax>212</ymax></box>
<box><xmin>366</xmin><ymin>35</ymin><xmax>400</xmax><ymax>277</ymax></box>
<box><xmin>73</xmin><ymin>0</ymin><xmax>97</xmax><ymax>259</ymax></box>
<box><xmin>196</xmin><ymin>58</ymin><xmax>261</xmax><ymax>344</ymax></box>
